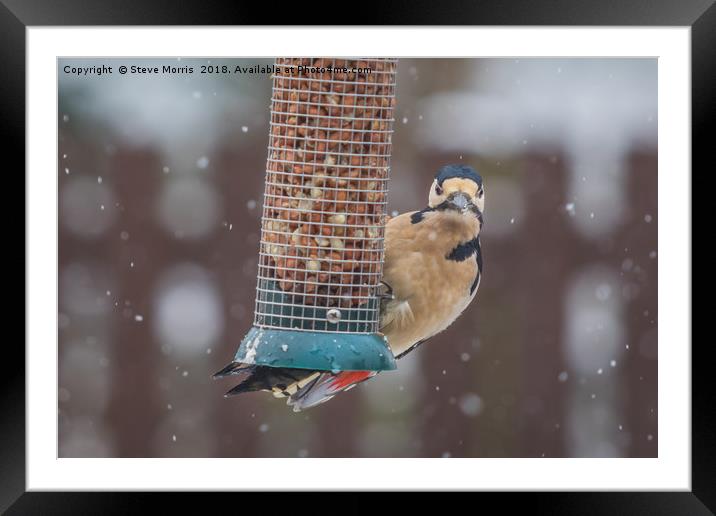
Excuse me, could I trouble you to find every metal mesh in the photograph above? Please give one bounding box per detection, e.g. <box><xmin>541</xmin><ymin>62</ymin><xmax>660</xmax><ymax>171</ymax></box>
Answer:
<box><xmin>254</xmin><ymin>57</ymin><xmax>398</xmax><ymax>334</ymax></box>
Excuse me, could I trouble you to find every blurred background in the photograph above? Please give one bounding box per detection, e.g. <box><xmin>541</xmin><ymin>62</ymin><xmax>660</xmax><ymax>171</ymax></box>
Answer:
<box><xmin>58</xmin><ymin>58</ymin><xmax>657</xmax><ymax>458</ymax></box>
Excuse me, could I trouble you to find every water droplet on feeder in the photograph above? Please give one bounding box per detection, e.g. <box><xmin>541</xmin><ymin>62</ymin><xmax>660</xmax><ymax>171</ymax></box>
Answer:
<box><xmin>326</xmin><ymin>309</ymin><xmax>342</xmax><ymax>324</ymax></box>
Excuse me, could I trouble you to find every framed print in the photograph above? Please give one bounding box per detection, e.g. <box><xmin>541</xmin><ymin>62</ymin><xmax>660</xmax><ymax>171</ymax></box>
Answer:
<box><xmin>6</xmin><ymin>0</ymin><xmax>710</xmax><ymax>512</ymax></box>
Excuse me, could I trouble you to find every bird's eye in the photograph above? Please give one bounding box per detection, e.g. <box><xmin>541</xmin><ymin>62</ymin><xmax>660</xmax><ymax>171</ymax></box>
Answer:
<box><xmin>435</xmin><ymin>184</ymin><xmax>443</xmax><ymax>195</ymax></box>
<box><xmin>478</xmin><ymin>189</ymin><xmax>484</xmax><ymax>198</ymax></box>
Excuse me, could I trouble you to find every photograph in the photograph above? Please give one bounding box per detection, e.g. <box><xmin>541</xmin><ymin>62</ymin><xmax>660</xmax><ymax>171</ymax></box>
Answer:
<box><xmin>57</xmin><ymin>56</ymin><xmax>658</xmax><ymax>459</ymax></box>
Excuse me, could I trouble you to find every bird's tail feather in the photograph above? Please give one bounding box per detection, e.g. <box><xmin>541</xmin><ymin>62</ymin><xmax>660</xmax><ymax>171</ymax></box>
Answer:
<box><xmin>287</xmin><ymin>370</ymin><xmax>377</xmax><ymax>412</ymax></box>
<box><xmin>216</xmin><ymin>363</ymin><xmax>314</xmax><ymax>398</ymax></box>
<box><xmin>212</xmin><ymin>361</ymin><xmax>249</xmax><ymax>379</ymax></box>
<box><xmin>214</xmin><ymin>362</ymin><xmax>377</xmax><ymax>410</ymax></box>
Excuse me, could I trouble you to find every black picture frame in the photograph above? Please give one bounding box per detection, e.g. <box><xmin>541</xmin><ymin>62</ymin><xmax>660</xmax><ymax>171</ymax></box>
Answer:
<box><xmin>5</xmin><ymin>0</ymin><xmax>710</xmax><ymax>512</ymax></box>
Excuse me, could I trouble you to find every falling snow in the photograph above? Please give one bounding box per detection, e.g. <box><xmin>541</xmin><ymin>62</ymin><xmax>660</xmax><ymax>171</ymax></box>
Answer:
<box><xmin>196</xmin><ymin>156</ymin><xmax>210</xmax><ymax>169</ymax></box>
<box><xmin>595</xmin><ymin>284</ymin><xmax>612</xmax><ymax>301</ymax></box>
<box><xmin>458</xmin><ymin>393</ymin><xmax>483</xmax><ymax>417</ymax></box>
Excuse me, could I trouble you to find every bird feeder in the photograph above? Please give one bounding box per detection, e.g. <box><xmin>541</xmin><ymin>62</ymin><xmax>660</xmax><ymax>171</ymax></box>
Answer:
<box><xmin>234</xmin><ymin>57</ymin><xmax>398</xmax><ymax>372</ymax></box>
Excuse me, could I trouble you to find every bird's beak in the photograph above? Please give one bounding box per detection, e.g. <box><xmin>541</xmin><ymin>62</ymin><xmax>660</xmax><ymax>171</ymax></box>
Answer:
<box><xmin>447</xmin><ymin>191</ymin><xmax>473</xmax><ymax>212</ymax></box>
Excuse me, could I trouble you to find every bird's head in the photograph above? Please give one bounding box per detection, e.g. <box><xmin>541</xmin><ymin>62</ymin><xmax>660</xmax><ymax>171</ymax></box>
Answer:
<box><xmin>428</xmin><ymin>164</ymin><xmax>485</xmax><ymax>220</ymax></box>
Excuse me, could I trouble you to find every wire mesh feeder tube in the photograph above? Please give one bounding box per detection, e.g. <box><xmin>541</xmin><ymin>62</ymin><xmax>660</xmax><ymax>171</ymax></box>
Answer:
<box><xmin>233</xmin><ymin>58</ymin><xmax>398</xmax><ymax>372</ymax></box>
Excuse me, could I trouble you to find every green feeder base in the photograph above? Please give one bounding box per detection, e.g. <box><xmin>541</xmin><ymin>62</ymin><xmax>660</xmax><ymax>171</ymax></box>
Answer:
<box><xmin>234</xmin><ymin>279</ymin><xmax>397</xmax><ymax>372</ymax></box>
<box><xmin>234</xmin><ymin>326</ymin><xmax>397</xmax><ymax>372</ymax></box>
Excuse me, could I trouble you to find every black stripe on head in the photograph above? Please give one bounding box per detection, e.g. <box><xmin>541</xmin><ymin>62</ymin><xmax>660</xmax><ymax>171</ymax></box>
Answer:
<box><xmin>447</xmin><ymin>236</ymin><xmax>483</xmax><ymax>296</ymax></box>
<box><xmin>470</xmin><ymin>271</ymin><xmax>480</xmax><ymax>295</ymax></box>
<box><xmin>435</xmin><ymin>164</ymin><xmax>483</xmax><ymax>188</ymax></box>
<box><xmin>446</xmin><ymin>235</ymin><xmax>479</xmax><ymax>262</ymax></box>
<box><xmin>475</xmin><ymin>237</ymin><xmax>483</xmax><ymax>273</ymax></box>
<box><xmin>410</xmin><ymin>207</ymin><xmax>435</xmax><ymax>224</ymax></box>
